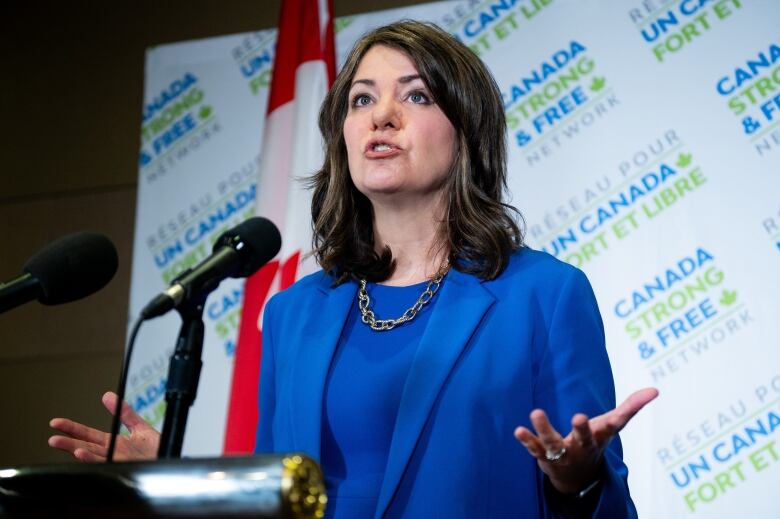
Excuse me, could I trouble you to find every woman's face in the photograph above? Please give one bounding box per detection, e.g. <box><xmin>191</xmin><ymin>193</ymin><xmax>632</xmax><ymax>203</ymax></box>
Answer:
<box><xmin>343</xmin><ymin>45</ymin><xmax>456</xmax><ymax>206</ymax></box>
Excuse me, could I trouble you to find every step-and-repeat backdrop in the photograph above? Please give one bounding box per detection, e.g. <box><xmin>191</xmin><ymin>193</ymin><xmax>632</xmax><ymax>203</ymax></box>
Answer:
<box><xmin>128</xmin><ymin>1</ymin><xmax>780</xmax><ymax>517</ymax></box>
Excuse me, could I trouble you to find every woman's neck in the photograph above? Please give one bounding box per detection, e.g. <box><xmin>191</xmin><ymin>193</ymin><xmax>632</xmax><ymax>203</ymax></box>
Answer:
<box><xmin>371</xmin><ymin>194</ymin><xmax>449</xmax><ymax>286</ymax></box>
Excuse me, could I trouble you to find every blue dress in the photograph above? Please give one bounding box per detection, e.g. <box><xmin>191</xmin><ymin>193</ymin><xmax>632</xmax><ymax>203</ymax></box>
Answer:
<box><xmin>321</xmin><ymin>281</ymin><xmax>435</xmax><ymax>519</ymax></box>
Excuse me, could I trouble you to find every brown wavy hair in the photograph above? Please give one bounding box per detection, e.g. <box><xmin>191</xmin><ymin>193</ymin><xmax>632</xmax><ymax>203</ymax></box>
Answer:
<box><xmin>310</xmin><ymin>20</ymin><xmax>522</xmax><ymax>284</ymax></box>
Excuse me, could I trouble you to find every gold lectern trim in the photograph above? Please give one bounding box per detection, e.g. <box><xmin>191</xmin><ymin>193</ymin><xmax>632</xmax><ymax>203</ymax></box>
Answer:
<box><xmin>281</xmin><ymin>454</ymin><xmax>327</xmax><ymax>519</ymax></box>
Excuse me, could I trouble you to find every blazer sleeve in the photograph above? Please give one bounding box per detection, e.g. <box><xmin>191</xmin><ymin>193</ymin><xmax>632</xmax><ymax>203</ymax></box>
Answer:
<box><xmin>255</xmin><ymin>294</ymin><xmax>279</xmax><ymax>454</ymax></box>
<box><xmin>534</xmin><ymin>266</ymin><xmax>637</xmax><ymax>519</ymax></box>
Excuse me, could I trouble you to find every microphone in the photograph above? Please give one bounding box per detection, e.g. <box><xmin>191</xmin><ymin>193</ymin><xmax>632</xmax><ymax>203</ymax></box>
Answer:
<box><xmin>141</xmin><ymin>217</ymin><xmax>281</xmax><ymax>319</ymax></box>
<box><xmin>0</xmin><ymin>232</ymin><xmax>119</xmax><ymax>314</ymax></box>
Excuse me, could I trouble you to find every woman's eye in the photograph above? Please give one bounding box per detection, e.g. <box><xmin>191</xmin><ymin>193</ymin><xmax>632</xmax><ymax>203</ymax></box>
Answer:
<box><xmin>351</xmin><ymin>94</ymin><xmax>372</xmax><ymax>107</ymax></box>
<box><xmin>408</xmin><ymin>91</ymin><xmax>430</xmax><ymax>104</ymax></box>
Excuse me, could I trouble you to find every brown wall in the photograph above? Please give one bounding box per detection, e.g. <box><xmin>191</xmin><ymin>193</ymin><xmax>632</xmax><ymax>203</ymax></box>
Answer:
<box><xmin>0</xmin><ymin>0</ymin><xmax>419</xmax><ymax>467</ymax></box>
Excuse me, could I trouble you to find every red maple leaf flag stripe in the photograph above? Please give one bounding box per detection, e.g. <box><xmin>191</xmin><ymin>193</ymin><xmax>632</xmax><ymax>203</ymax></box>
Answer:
<box><xmin>224</xmin><ymin>0</ymin><xmax>336</xmax><ymax>454</ymax></box>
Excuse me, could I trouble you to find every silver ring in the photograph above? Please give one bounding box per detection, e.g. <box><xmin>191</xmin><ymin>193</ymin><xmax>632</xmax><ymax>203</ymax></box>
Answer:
<box><xmin>544</xmin><ymin>447</ymin><xmax>566</xmax><ymax>462</ymax></box>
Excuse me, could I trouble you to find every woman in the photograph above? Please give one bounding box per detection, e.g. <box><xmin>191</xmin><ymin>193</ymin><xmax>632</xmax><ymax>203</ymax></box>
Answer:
<box><xmin>50</xmin><ymin>21</ymin><xmax>657</xmax><ymax>518</ymax></box>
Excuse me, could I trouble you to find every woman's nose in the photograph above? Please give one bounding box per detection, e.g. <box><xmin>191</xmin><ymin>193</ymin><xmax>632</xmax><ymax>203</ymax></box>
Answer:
<box><xmin>371</xmin><ymin>97</ymin><xmax>401</xmax><ymax>130</ymax></box>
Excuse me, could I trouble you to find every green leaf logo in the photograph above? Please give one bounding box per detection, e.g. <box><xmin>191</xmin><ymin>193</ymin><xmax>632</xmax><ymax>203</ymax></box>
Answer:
<box><xmin>590</xmin><ymin>76</ymin><xmax>606</xmax><ymax>92</ymax></box>
<box><xmin>720</xmin><ymin>289</ymin><xmax>737</xmax><ymax>306</ymax></box>
<box><xmin>676</xmin><ymin>152</ymin><xmax>692</xmax><ymax>168</ymax></box>
<box><xmin>335</xmin><ymin>17</ymin><xmax>355</xmax><ymax>33</ymax></box>
<box><xmin>198</xmin><ymin>105</ymin><xmax>213</xmax><ymax>120</ymax></box>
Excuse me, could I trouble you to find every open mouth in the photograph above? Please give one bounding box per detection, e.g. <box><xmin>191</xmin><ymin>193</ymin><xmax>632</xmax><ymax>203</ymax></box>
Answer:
<box><xmin>365</xmin><ymin>140</ymin><xmax>401</xmax><ymax>158</ymax></box>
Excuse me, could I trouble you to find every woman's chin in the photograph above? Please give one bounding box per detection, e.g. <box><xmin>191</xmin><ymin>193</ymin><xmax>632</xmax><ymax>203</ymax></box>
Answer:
<box><xmin>354</xmin><ymin>176</ymin><xmax>406</xmax><ymax>197</ymax></box>
<box><xmin>359</xmin><ymin>185</ymin><xmax>405</xmax><ymax>201</ymax></box>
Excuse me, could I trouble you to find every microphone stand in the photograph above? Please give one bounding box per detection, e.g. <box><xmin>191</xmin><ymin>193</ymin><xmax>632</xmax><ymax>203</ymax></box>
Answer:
<box><xmin>157</xmin><ymin>293</ymin><xmax>206</xmax><ymax>459</ymax></box>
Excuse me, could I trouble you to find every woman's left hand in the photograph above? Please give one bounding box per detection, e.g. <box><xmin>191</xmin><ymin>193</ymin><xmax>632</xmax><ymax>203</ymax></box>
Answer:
<box><xmin>514</xmin><ymin>387</ymin><xmax>659</xmax><ymax>494</ymax></box>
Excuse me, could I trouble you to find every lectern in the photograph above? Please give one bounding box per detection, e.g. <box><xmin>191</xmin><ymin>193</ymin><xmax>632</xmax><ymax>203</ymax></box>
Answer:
<box><xmin>0</xmin><ymin>453</ymin><xmax>326</xmax><ymax>518</ymax></box>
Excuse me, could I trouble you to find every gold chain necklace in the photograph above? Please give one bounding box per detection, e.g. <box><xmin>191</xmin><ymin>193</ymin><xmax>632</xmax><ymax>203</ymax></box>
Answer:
<box><xmin>357</xmin><ymin>262</ymin><xmax>450</xmax><ymax>331</ymax></box>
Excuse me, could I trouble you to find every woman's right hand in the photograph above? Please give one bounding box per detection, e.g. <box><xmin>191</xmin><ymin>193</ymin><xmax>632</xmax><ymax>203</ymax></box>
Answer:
<box><xmin>48</xmin><ymin>391</ymin><xmax>159</xmax><ymax>462</ymax></box>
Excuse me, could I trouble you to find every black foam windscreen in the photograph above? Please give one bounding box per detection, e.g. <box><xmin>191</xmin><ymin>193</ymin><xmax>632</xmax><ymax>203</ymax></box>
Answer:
<box><xmin>214</xmin><ymin>217</ymin><xmax>282</xmax><ymax>278</ymax></box>
<box><xmin>23</xmin><ymin>232</ymin><xmax>119</xmax><ymax>305</ymax></box>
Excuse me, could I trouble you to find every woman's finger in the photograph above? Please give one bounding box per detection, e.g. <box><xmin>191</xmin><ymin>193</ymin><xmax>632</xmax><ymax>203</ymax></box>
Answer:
<box><xmin>101</xmin><ymin>392</ymin><xmax>147</xmax><ymax>430</ymax></box>
<box><xmin>591</xmin><ymin>387</ymin><xmax>659</xmax><ymax>442</ymax></box>
<box><xmin>49</xmin><ymin>418</ymin><xmax>108</xmax><ymax>446</ymax></box>
<box><xmin>47</xmin><ymin>434</ymin><xmax>82</xmax><ymax>454</ymax></box>
<box><xmin>614</xmin><ymin>387</ymin><xmax>659</xmax><ymax>425</ymax></box>
<box><xmin>73</xmin><ymin>447</ymin><xmax>106</xmax><ymax>463</ymax></box>
<box><xmin>571</xmin><ymin>413</ymin><xmax>594</xmax><ymax>448</ymax></box>
<box><xmin>75</xmin><ymin>438</ymin><xmax>109</xmax><ymax>459</ymax></box>
<box><xmin>514</xmin><ymin>426</ymin><xmax>546</xmax><ymax>458</ymax></box>
<box><xmin>529</xmin><ymin>409</ymin><xmax>565</xmax><ymax>453</ymax></box>
<box><xmin>48</xmin><ymin>434</ymin><xmax>107</xmax><ymax>458</ymax></box>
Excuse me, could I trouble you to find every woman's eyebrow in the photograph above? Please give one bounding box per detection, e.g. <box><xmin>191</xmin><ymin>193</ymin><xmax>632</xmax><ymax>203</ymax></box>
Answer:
<box><xmin>398</xmin><ymin>74</ymin><xmax>422</xmax><ymax>84</ymax></box>
<box><xmin>350</xmin><ymin>74</ymin><xmax>423</xmax><ymax>89</ymax></box>
<box><xmin>351</xmin><ymin>78</ymin><xmax>374</xmax><ymax>88</ymax></box>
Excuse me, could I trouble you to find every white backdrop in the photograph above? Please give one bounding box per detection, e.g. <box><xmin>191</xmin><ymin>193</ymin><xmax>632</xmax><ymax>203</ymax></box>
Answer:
<box><xmin>129</xmin><ymin>1</ymin><xmax>780</xmax><ymax>517</ymax></box>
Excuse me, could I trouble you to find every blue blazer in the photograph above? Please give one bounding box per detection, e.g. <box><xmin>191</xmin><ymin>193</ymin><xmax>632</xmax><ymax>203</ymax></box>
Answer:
<box><xmin>256</xmin><ymin>248</ymin><xmax>636</xmax><ymax>518</ymax></box>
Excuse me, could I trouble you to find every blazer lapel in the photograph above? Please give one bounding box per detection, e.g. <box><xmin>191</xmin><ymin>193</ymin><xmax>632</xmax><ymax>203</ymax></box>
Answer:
<box><xmin>374</xmin><ymin>269</ymin><xmax>495</xmax><ymax>519</ymax></box>
<box><xmin>290</xmin><ymin>274</ymin><xmax>356</xmax><ymax>461</ymax></box>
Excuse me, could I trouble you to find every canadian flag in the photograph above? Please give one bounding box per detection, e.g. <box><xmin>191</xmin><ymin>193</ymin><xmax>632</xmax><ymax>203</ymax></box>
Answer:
<box><xmin>224</xmin><ymin>0</ymin><xmax>336</xmax><ymax>453</ymax></box>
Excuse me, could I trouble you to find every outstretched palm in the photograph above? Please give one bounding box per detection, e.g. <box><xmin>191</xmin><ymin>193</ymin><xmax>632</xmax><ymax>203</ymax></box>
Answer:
<box><xmin>514</xmin><ymin>387</ymin><xmax>658</xmax><ymax>493</ymax></box>
<box><xmin>49</xmin><ymin>391</ymin><xmax>160</xmax><ymax>462</ymax></box>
